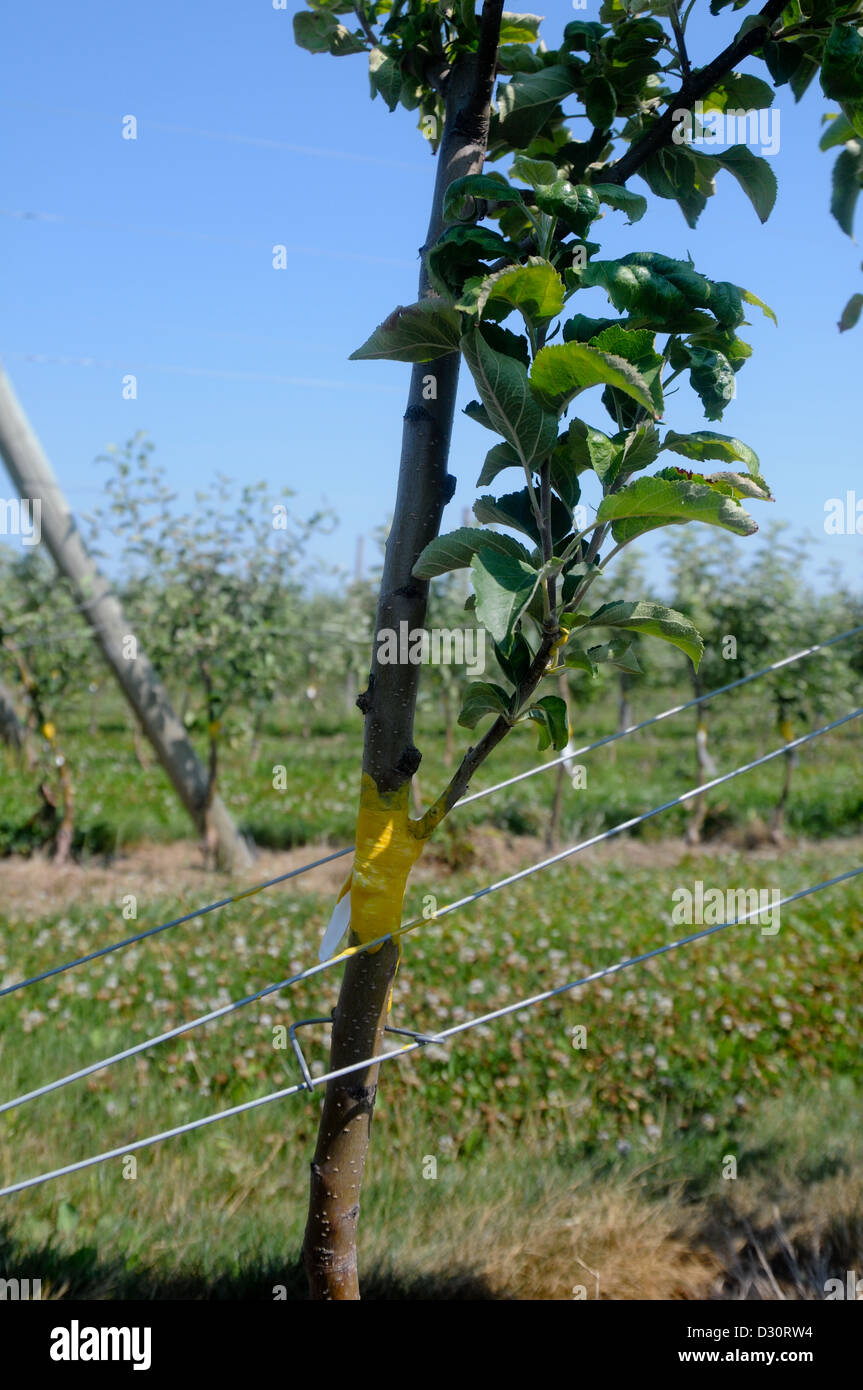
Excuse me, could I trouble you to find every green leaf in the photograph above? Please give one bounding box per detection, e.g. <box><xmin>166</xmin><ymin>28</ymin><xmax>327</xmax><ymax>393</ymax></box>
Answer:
<box><xmin>603</xmin><ymin>253</ymin><xmax>743</xmax><ymax>330</ymax></box>
<box><xmin>478</xmin><ymin>321</ymin><xmax>530</xmax><ymax>365</ymax></box>
<box><xmin>350</xmin><ymin>300</ymin><xmax>462</xmax><ymax>363</ymax></box>
<box><xmin>474</xmin><ymin>489</ymin><xmax>571</xmax><ymax>547</ymax></box>
<box><xmin>660</xmin><ymin>463</ymin><xmax>772</xmax><ymax>501</ymax></box>
<box><xmin>562</xmin><ymin>313</ymin><xmax>619</xmax><ymax>343</ymax></box>
<box><xmin>444</xmin><ymin>174</ymin><xmax>523</xmax><ymax>223</ymax></box>
<box><xmin>577</xmin><ymin>423</ymin><xmax>619</xmax><ymax>487</ymax></box>
<box><xmin>563</xmin><ymin>643</ymin><xmax>598</xmax><ymax>676</ymax></box>
<box><xmin>585</xmin><ymin>75</ymin><xmax>617</xmax><ymax>130</ymax></box>
<box><xmin>819</xmin><ymin>111</ymin><xmax>857</xmax><ymax>152</ymax></box>
<box><xmin>530</xmin><ymin>180</ymin><xmax>600</xmax><ymax>238</ymax></box>
<box><xmin>590</xmin><ymin>183</ymin><xmax>648</xmax><ymax>223</ymax></box>
<box><xmin>495</xmin><ymin>65</ymin><xmax>575</xmax><ymax>147</ymax></box>
<box><xmin>563</xmin><ymin>20</ymin><xmax>607</xmax><ymax>52</ymax></box>
<box><xmin>789</xmin><ymin>46</ymin><xmax>824</xmax><ymax>105</ymax></box>
<box><xmin>839</xmin><ymin>290</ymin><xmax>863</xmax><ymax>332</ymax></box>
<box><xmin>617</xmin><ymin>422</ymin><xmax>661</xmax><ymax>474</ymax></box>
<box><xmin>549</xmin><ymin>443</ymin><xmax>582</xmax><ymax>512</ymax></box>
<box><xmin>711</xmin><ymin>146</ymin><xmax>778</xmax><ymax>224</ymax></box>
<box><xmin>461</xmin><ymin>328</ymin><xmax>559</xmax><ymax>467</ymax></box>
<box><xmin>464</xmin><ymin>399</ymin><xmax>497</xmax><ymax>432</ymax></box>
<box><xmin>457</xmin><ymin>680</ymin><xmax>513</xmax><ymax>729</ymax></box>
<box><xmin>510</xmin><ymin>155</ymin><xmax>559</xmax><ymax>188</ymax></box>
<box><xmin>494</xmin><ymin>630</ymin><xmax>534</xmax><ymax>685</ymax></box>
<box><xmin>703</xmin><ymin>72</ymin><xmax>775</xmax><ymax>112</ymax></box>
<box><xmin>475</xmin><ymin>258</ymin><xmax>565</xmax><ymax>327</ymax></box>
<box><xmin>399</xmin><ymin>77</ymin><xmax>422</xmax><ymax>111</ymax></box>
<box><xmin>369</xmin><ymin>47</ymin><xmax>402</xmax><ymax>110</ymax></box>
<box><xmin>498</xmin><ymin>43</ymin><xmax>545</xmax><ymax>75</ymax></box>
<box><xmin>588</xmin><ymin>636</ymin><xmax>642</xmax><ymax>675</ymax></box>
<box><xmin>821</xmin><ymin>21</ymin><xmax>863</xmax><ymax>105</ymax></box>
<box><xmin>702</xmin><ymin>470</ymin><xmax>773</xmax><ymax>501</ymax></box>
<box><xmin>413</xmin><ymin>527</ymin><xmax>531</xmax><ymax>580</ymax></box>
<box><xmin>687</xmin><ymin>345</ymin><xmax>736</xmax><ymax>421</ymax></box>
<box><xmin>499</xmin><ymin>11</ymin><xmax>543</xmax><ymax>42</ymax></box>
<box><xmin>471</xmin><ymin>547</ymin><xmax>540</xmax><ymax>650</ymax></box>
<box><xmin>590</xmin><ymin>325</ymin><xmax>657</xmax><ymax>363</ymax></box>
<box><xmin>661</xmin><ymin>429</ymin><xmax>760</xmax><ymax>474</ymax></box>
<box><xmin>427</xmin><ymin>225</ymin><xmax>511</xmax><ymax>296</ymax></box>
<box><xmin>686</xmin><ymin>327</ymin><xmax>752</xmax><ymax>373</ymax></box>
<box><xmin>326</xmin><ymin>20</ymin><xmax>366</xmax><ymax>55</ymax></box>
<box><xmin>638</xmin><ymin>146</ymin><xmax>710</xmax><ymax>228</ymax></box>
<box><xmin>596</xmin><ymin>474</ymin><xmax>758</xmax><ymax>543</ymax></box>
<box><xmin>530</xmin><ymin>342</ymin><xmax>657</xmax><ymax>416</ymax></box>
<box><xmin>581</xmin><ymin>253</ymin><xmax>710</xmax><ymax>325</ymax></box>
<box><xmin>525</xmin><ymin>694</ymin><xmax>569</xmax><ymax>751</ymax></box>
<box><xmin>459</xmin><ymin>0</ymin><xmax>479</xmax><ymax>35</ymax></box>
<box><xmin>584</xmin><ymin>635</ymin><xmax>642</xmax><ymax>673</ymax></box>
<box><xmin>294</xmin><ymin>10</ymin><xmax>340</xmax><ymax>53</ymax></box>
<box><xmin>477</xmin><ymin>441</ymin><xmax>522</xmax><ymax>487</ymax></box>
<box><xmin>551</xmin><ymin>417</ymin><xmax>595</xmax><ymax>476</ymax></box>
<box><xmin>584</xmin><ymin>600</ymin><xmax>705</xmax><ymax>668</ymax></box>
<box><xmin>739</xmin><ymin>287</ymin><xmax>777</xmax><ymax>325</ymax></box>
<box><xmin>831</xmin><ymin>145</ymin><xmax>863</xmax><ymax>237</ymax></box>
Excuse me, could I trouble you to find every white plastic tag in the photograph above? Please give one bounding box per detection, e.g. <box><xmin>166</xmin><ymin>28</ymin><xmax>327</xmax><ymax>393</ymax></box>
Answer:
<box><xmin>319</xmin><ymin>890</ymin><xmax>352</xmax><ymax>962</ymax></box>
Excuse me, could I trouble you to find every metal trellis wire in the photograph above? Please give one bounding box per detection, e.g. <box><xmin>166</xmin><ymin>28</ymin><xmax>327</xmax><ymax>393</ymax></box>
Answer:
<box><xmin>0</xmin><ymin>865</ymin><xmax>859</xmax><ymax>1200</ymax></box>
<box><xmin>1</xmin><ymin>708</ymin><xmax>859</xmax><ymax>1118</ymax></box>
<box><xmin>3</xmin><ymin>626</ymin><xmax>860</xmax><ymax>1001</ymax></box>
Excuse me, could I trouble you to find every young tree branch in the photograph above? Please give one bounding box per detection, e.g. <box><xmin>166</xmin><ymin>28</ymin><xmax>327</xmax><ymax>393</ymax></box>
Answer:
<box><xmin>352</xmin><ymin>2</ymin><xmax>378</xmax><ymax>48</ymax></box>
<box><xmin>604</xmin><ymin>0</ymin><xmax>785</xmax><ymax>186</ymax></box>
<box><xmin>669</xmin><ymin>2</ymin><xmax>692</xmax><ymax>82</ymax></box>
<box><xmin>416</xmin><ymin>621</ymin><xmax>561</xmax><ymax>833</ymax></box>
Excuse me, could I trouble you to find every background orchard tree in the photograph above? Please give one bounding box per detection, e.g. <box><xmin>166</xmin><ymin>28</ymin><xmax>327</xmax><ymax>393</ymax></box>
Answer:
<box><xmin>293</xmin><ymin>0</ymin><xmax>863</xmax><ymax>1299</ymax></box>
<box><xmin>664</xmin><ymin>527</ymin><xmax>739</xmax><ymax>842</ymax></box>
<box><xmin>92</xmin><ymin>437</ymin><xmax>326</xmax><ymax>864</ymax></box>
<box><xmin>310</xmin><ymin>559</ymin><xmax>377</xmax><ymax>721</ymax></box>
<box><xmin>540</xmin><ymin>547</ymin><xmax>656</xmax><ymax>849</ymax></box>
<box><xmin>0</xmin><ymin>679</ymin><xmax>24</xmax><ymax>752</ymax></box>
<box><xmin>422</xmin><ymin>566</ymin><xmax>478</xmax><ymax>773</ymax></box>
<box><xmin>0</xmin><ymin>550</ymin><xmax>97</xmax><ymax>860</ymax></box>
<box><xmin>706</xmin><ymin>524</ymin><xmax>856</xmax><ymax>841</ymax></box>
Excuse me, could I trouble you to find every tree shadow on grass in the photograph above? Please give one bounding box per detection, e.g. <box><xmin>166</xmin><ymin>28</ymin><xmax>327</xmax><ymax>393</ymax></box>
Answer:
<box><xmin>0</xmin><ymin>1224</ymin><xmax>506</xmax><ymax>1300</ymax></box>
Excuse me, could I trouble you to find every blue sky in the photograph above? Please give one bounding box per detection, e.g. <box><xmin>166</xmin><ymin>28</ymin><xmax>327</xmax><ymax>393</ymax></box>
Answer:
<box><xmin>2</xmin><ymin>1</ymin><xmax>861</xmax><ymax>594</ymax></box>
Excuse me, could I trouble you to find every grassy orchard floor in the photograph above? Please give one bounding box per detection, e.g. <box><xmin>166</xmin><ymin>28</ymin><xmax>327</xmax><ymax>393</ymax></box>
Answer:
<box><xmin>0</xmin><ymin>686</ymin><xmax>860</xmax><ymax>1297</ymax></box>
<box><xmin>0</xmin><ymin>835</ymin><xmax>860</xmax><ymax>1298</ymax></box>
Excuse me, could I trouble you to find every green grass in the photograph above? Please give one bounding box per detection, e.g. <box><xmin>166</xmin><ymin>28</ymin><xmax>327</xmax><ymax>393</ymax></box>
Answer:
<box><xmin>2</xmin><ymin>678</ymin><xmax>861</xmax><ymax>854</ymax></box>
<box><xmin>0</xmin><ymin>837</ymin><xmax>860</xmax><ymax>1297</ymax></box>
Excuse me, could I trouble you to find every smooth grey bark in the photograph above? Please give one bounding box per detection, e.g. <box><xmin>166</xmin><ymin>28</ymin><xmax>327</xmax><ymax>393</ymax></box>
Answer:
<box><xmin>0</xmin><ymin>366</ymin><xmax>253</xmax><ymax>871</ymax></box>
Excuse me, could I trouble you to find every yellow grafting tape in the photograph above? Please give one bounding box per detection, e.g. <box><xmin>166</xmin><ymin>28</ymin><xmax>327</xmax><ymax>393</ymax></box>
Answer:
<box><xmin>545</xmin><ymin>631</ymin><xmax>568</xmax><ymax>673</ymax></box>
<box><xmin>320</xmin><ymin>775</ymin><xmax>428</xmax><ymax>1010</ymax></box>
<box><xmin>348</xmin><ymin>774</ymin><xmax>426</xmax><ymax>949</ymax></box>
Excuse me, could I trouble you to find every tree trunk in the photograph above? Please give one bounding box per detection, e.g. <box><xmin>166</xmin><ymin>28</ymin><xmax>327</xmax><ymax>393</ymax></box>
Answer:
<box><xmin>769</xmin><ymin>721</ymin><xmax>796</xmax><ymax>845</ymax></box>
<box><xmin>53</xmin><ymin>751</ymin><xmax>74</xmax><ymax>865</ymax></box>
<box><xmin>686</xmin><ymin>671</ymin><xmax>716</xmax><ymax>846</ymax></box>
<box><xmin>0</xmin><ymin>679</ymin><xmax>24</xmax><ymax>750</ymax></box>
<box><xmin>302</xmin><ymin>23</ymin><xmax>502</xmax><ymax>1300</ymax></box>
<box><xmin>0</xmin><ymin>366</ymin><xmax>253</xmax><ymax>872</ymax></box>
